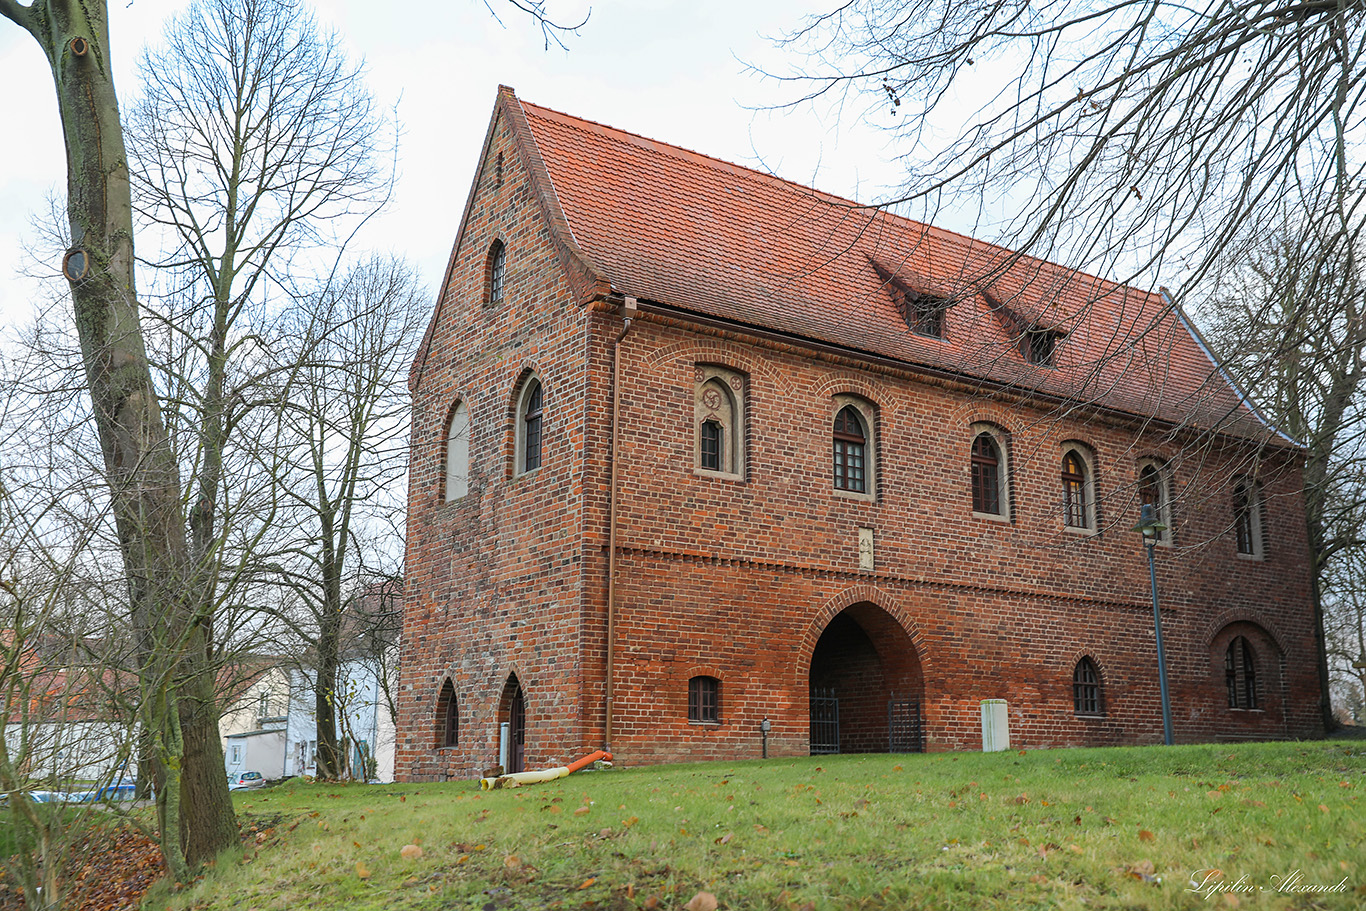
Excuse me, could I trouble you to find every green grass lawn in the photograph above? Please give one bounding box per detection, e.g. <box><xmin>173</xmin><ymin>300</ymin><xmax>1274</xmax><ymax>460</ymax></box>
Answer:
<box><xmin>159</xmin><ymin>741</ymin><xmax>1364</xmax><ymax>911</ymax></box>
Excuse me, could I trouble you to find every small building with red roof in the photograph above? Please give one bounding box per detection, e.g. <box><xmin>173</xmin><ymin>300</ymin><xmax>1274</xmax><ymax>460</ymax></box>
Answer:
<box><xmin>396</xmin><ymin>87</ymin><xmax>1322</xmax><ymax>778</ymax></box>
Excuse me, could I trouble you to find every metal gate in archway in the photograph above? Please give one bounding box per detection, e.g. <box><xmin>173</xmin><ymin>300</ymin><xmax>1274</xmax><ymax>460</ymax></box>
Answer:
<box><xmin>888</xmin><ymin>698</ymin><xmax>923</xmax><ymax>753</ymax></box>
<box><xmin>810</xmin><ymin>686</ymin><xmax>840</xmax><ymax>754</ymax></box>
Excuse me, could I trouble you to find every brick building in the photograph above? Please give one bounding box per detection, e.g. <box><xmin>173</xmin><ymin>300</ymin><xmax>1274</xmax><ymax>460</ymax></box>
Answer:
<box><xmin>396</xmin><ymin>87</ymin><xmax>1323</xmax><ymax>779</ymax></box>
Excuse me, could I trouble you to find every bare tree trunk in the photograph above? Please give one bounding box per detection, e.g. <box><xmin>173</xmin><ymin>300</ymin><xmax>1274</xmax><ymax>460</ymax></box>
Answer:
<box><xmin>314</xmin><ymin>508</ymin><xmax>344</xmax><ymax>780</ymax></box>
<box><xmin>0</xmin><ymin>0</ymin><xmax>236</xmax><ymax>871</ymax></box>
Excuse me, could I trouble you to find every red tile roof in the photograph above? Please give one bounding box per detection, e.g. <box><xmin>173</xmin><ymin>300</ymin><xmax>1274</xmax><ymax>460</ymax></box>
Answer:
<box><xmin>449</xmin><ymin>88</ymin><xmax>1292</xmax><ymax>444</ymax></box>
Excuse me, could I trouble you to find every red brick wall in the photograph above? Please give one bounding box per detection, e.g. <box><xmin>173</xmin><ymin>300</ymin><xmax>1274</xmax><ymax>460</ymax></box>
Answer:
<box><xmin>398</xmin><ymin>117</ymin><xmax>1323</xmax><ymax>781</ymax></box>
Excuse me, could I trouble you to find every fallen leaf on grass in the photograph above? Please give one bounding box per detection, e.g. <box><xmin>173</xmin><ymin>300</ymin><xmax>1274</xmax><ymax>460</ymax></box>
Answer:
<box><xmin>684</xmin><ymin>891</ymin><xmax>718</xmax><ymax>911</ymax></box>
<box><xmin>574</xmin><ymin>806</ymin><xmax>592</xmax><ymax>817</ymax></box>
<box><xmin>623</xmin><ymin>815</ymin><xmax>639</xmax><ymax>827</ymax></box>
<box><xmin>1319</xmin><ymin>804</ymin><xmax>1330</xmax><ymax>814</ymax></box>
<box><xmin>1138</xmin><ymin>830</ymin><xmax>1155</xmax><ymax>842</ymax></box>
<box><xmin>715</xmin><ymin>832</ymin><xmax>733</xmax><ymax>845</ymax></box>
<box><xmin>503</xmin><ymin>855</ymin><xmax>521</xmax><ymax>871</ymax></box>
<box><xmin>643</xmin><ymin>897</ymin><xmax>661</xmax><ymax>910</ymax></box>
<box><xmin>355</xmin><ymin>862</ymin><xmax>371</xmax><ymax>879</ymax></box>
<box><xmin>578</xmin><ymin>877</ymin><xmax>596</xmax><ymax>890</ymax></box>
<box><xmin>401</xmin><ymin>844</ymin><xmax>424</xmax><ymax>860</ymax></box>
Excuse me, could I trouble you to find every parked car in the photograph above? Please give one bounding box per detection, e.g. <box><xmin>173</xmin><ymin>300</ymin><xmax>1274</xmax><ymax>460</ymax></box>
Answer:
<box><xmin>227</xmin><ymin>771</ymin><xmax>266</xmax><ymax>790</ymax></box>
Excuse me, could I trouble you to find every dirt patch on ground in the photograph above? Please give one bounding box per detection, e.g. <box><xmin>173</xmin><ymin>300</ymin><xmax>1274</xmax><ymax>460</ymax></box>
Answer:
<box><xmin>0</xmin><ymin>825</ymin><xmax>163</xmax><ymax>911</ymax></box>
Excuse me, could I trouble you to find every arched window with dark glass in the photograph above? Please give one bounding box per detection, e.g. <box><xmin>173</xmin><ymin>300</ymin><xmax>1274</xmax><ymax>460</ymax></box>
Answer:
<box><xmin>971</xmin><ymin>433</ymin><xmax>1002</xmax><ymax>515</ymax></box>
<box><xmin>1062</xmin><ymin>450</ymin><xmax>1089</xmax><ymax>528</ymax></box>
<box><xmin>518</xmin><ymin>379</ymin><xmax>543</xmax><ymax>474</ymax></box>
<box><xmin>700</xmin><ymin>419</ymin><xmax>723</xmax><ymax>471</ymax></box>
<box><xmin>487</xmin><ymin>241</ymin><xmax>506</xmax><ymax>305</ymax></box>
<box><xmin>1233</xmin><ymin>480</ymin><xmax>1262</xmax><ymax>556</ymax></box>
<box><xmin>833</xmin><ymin>406</ymin><xmax>867</xmax><ymax>493</ymax></box>
<box><xmin>694</xmin><ymin>368</ymin><xmax>743</xmax><ymax>478</ymax></box>
<box><xmin>1073</xmin><ymin>657</ymin><xmax>1102</xmax><ymax>715</ymax></box>
<box><xmin>1225</xmin><ymin>636</ymin><xmax>1258</xmax><ymax>709</ymax></box>
<box><xmin>436</xmin><ymin>680</ymin><xmax>458</xmax><ymax>748</ymax></box>
<box><xmin>1139</xmin><ymin>462</ymin><xmax>1170</xmax><ymax>544</ymax></box>
<box><xmin>688</xmin><ymin>675</ymin><xmax>720</xmax><ymax>724</ymax></box>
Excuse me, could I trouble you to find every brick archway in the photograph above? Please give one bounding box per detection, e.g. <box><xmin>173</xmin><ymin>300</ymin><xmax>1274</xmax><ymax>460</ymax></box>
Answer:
<box><xmin>807</xmin><ymin>602</ymin><xmax>925</xmax><ymax>754</ymax></box>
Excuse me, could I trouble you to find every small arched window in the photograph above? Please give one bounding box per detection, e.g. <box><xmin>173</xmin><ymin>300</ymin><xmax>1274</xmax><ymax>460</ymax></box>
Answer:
<box><xmin>833</xmin><ymin>406</ymin><xmax>867</xmax><ymax>493</ymax></box>
<box><xmin>445</xmin><ymin>401</ymin><xmax>469</xmax><ymax>502</ymax></box>
<box><xmin>1233</xmin><ymin>479</ymin><xmax>1263</xmax><ymax>557</ymax></box>
<box><xmin>1225</xmin><ymin>636</ymin><xmax>1258</xmax><ymax>709</ymax></box>
<box><xmin>694</xmin><ymin>366</ymin><xmax>745</xmax><ymax>479</ymax></box>
<box><xmin>971</xmin><ymin>432</ymin><xmax>1004</xmax><ymax>516</ymax></box>
<box><xmin>516</xmin><ymin>378</ymin><xmax>544</xmax><ymax>475</ymax></box>
<box><xmin>1073</xmin><ymin>657</ymin><xmax>1102</xmax><ymax>715</ymax></box>
<box><xmin>436</xmin><ymin>680</ymin><xmax>458</xmax><ymax>748</ymax></box>
<box><xmin>487</xmin><ymin>241</ymin><xmax>506</xmax><ymax>305</ymax></box>
<box><xmin>1138</xmin><ymin>462</ymin><xmax>1171</xmax><ymax>544</ymax></box>
<box><xmin>688</xmin><ymin>675</ymin><xmax>720</xmax><ymax>724</ymax></box>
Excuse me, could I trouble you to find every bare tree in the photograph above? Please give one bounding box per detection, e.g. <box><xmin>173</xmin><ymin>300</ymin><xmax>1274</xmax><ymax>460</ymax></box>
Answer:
<box><xmin>267</xmin><ymin>255</ymin><xmax>424</xmax><ymax>780</ymax></box>
<box><xmin>776</xmin><ymin>0</ymin><xmax>1364</xmax><ymax>292</ymax></box>
<box><xmin>0</xmin><ymin>0</ymin><xmax>237</xmax><ymax>876</ymax></box>
<box><xmin>1204</xmin><ymin>197</ymin><xmax>1366</xmax><ymax>729</ymax></box>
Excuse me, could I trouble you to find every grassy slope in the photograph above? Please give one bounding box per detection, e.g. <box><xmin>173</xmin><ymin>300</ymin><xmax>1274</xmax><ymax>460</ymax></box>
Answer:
<box><xmin>162</xmin><ymin>741</ymin><xmax>1364</xmax><ymax>911</ymax></box>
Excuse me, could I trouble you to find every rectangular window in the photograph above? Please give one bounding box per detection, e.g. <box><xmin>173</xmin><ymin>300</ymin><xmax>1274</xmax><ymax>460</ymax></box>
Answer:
<box><xmin>688</xmin><ymin>676</ymin><xmax>719</xmax><ymax>724</ymax></box>
<box><xmin>700</xmin><ymin>420</ymin><xmax>722</xmax><ymax>471</ymax></box>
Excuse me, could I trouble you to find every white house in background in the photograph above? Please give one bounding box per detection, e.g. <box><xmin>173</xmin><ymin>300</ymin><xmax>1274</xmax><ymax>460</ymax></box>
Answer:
<box><xmin>219</xmin><ymin>659</ymin><xmax>395</xmax><ymax>782</ymax></box>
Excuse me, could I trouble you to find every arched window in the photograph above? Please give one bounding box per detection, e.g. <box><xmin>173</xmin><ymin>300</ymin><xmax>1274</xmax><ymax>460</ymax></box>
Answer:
<box><xmin>694</xmin><ymin>366</ymin><xmax>744</xmax><ymax>479</ymax></box>
<box><xmin>1061</xmin><ymin>446</ymin><xmax>1095</xmax><ymax>530</ymax></box>
<box><xmin>1233</xmin><ymin>479</ymin><xmax>1263</xmax><ymax>557</ymax></box>
<box><xmin>1138</xmin><ymin>461</ymin><xmax>1171</xmax><ymax>544</ymax></box>
<box><xmin>1225</xmin><ymin>636</ymin><xmax>1258</xmax><ymax>709</ymax></box>
<box><xmin>833</xmin><ymin>406</ymin><xmax>867</xmax><ymax>493</ymax></box>
<box><xmin>516</xmin><ymin>378</ymin><xmax>544</xmax><ymax>474</ymax></box>
<box><xmin>486</xmin><ymin>241</ymin><xmax>506</xmax><ymax>305</ymax></box>
<box><xmin>436</xmin><ymin>680</ymin><xmax>458</xmax><ymax>748</ymax></box>
<box><xmin>688</xmin><ymin>675</ymin><xmax>720</xmax><ymax>724</ymax></box>
<box><xmin>445</xmin><ymin>401</ymin><xmax>469</xmax><ymax>502</ymax></box>
<box><xmin>971</xmin><ymin>432</ymin><xmax>1004</xmax><ymax>516</ymax></box>
<box><xmin>1073</xmin><ymin>657</ymin><xmax>1102</xmax><ymax>715</ymax></box>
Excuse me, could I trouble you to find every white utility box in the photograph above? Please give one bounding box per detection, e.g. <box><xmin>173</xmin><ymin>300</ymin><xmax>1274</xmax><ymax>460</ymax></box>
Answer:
<box><xmin>981</xmin><ymin>699</ymin><xmax>1010</xmax><ymax>752</ymax></box>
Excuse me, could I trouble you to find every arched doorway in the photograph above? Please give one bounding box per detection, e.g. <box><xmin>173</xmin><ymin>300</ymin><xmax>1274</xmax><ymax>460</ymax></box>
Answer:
<box><xmin>808</xmin><ymin>603</ymin><xmax>923</xmax><ymax>754</ymax></box>
<box><xmin>499</xmin><ymin>675</ymin><xmax>527</xmax><ymax>773</ymax></box>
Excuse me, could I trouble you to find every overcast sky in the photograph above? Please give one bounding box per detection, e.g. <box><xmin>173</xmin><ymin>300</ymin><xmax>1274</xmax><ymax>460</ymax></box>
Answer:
<box><xmin>0</xmin><ymin>0</ymin><xmax>915</xmax><ymax>326</ymax></box>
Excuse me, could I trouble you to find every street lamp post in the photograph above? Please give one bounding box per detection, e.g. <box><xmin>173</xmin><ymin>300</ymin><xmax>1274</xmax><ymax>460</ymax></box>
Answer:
<box><xmin>1133</xmin><ymin>503</ymin><xmax>1174</xmax><ymax>746</ymax></box>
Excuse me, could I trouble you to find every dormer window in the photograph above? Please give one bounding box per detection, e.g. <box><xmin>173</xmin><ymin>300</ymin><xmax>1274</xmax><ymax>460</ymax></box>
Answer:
<box><xmin>898</xmin><ymin>290</ymin><xmax>948</xmax><ymax>338</ymax></box>
<box><xmin>1023</xmin><ymin>328</ymin><xmax>1059</xmax><ymax>366</ymax></box>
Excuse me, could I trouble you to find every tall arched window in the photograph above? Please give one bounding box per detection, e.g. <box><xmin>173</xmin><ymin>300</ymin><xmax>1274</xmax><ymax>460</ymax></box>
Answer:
<box><xmin>486</xmin><ymin>241</ymin><xmax>506</xmax><ymax>305</ymax></box>
<box><xmin>971</xmin><ymin>432</ymin><xmax>1004</xmax><ymax>516</ymax></box>
<box><xmin>1060</xmin><ymin>447</ymin><xmax>1096</xmax><ymax>530</ymax></box>
<box><xmin>1233</xmin><ymin>479</ymin><xmax>1263</xmax><ymax>557</ymax></box>
<box><xmin>694</xmin><ymin>366</ymin><xmax>745</xmax><ymax>479</ymax></box>
<box><xmin>516</xmin><ymin>378</ymin><xmax>544</xmax><ymax>475</ymax></box>
<box><xmin>1073</xmin><ymin>657</ymin><xmax>1103</xmax><ymax>715</ymax></box>
<box><xmin>1225</xmin><ymin>636</ymin><xmax>1258</xmax><ymax>709</ymax></box>
<box><xmin>436</xmin><ymin>680</ymin><xmax>458</xmax><ymax>748</ymax></box>
<box><xmin>833</xmin><ymin>406</ymin><xmax>867</xmax><ymax>493</ymax></box>
<box><xmin>1138</xmin><ymin>461</ymin><xmax>1171</xmax><ymax>544</ymax></box>
<box><xmin>444</xmin><ymin>401</ymin><xmax>469</xmax><ymax>502</ymax></box>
